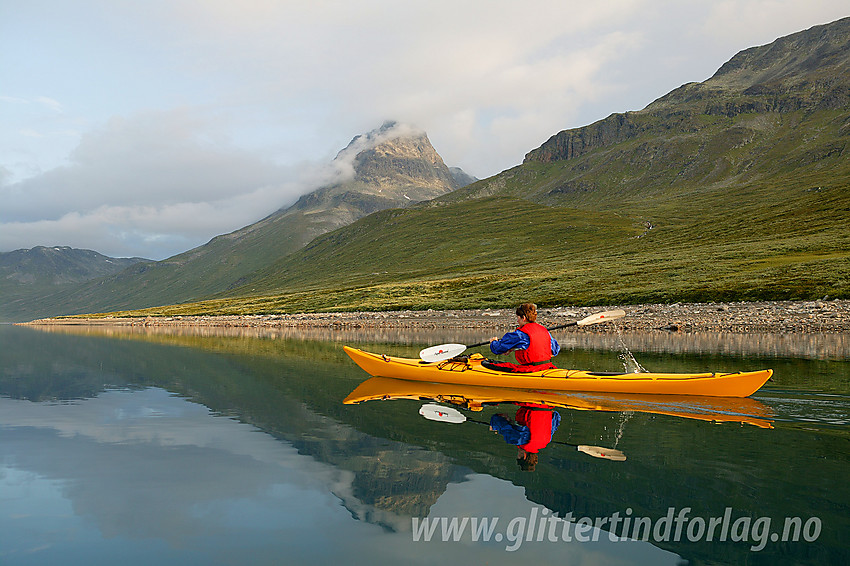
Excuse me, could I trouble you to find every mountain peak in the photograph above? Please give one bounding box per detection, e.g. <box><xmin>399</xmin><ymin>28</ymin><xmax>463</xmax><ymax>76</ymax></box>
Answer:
<box><xmin>335</xmin><ymin>121</ymin><xmax>426</xmax><ymax>162</ymax></box>
<box><xmin>321</xmin><ymin>121</ymin><xmax>463</xmax><ymax>202</ymax></box>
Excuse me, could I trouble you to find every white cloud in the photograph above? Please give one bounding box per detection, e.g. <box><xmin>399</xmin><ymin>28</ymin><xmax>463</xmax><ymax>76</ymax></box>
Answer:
<box><xmin>0</xmin><ymin>95</ymin><xmax>30</xmax><ymax>104</ymax></box>
<box><xmin>58</xmin><ymin>110</ymin><xmax>277</xmax><ymax>206</ymax></box>
<box><xmin>18</xmin><ymin>128</ymin><xmax>44</xmax><ymax>138</ymax></box>
<box><xmin>36</xmin><ymin>96</ymin><xmax>64</xmax><ymax>112</ymax></box>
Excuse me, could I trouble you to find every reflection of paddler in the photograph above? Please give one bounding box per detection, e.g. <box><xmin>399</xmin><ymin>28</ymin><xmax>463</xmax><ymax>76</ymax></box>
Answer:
<box><xmin>489</xmin><ymin>403</ymin><xmax>561</xmax><ymax>471</ymax></box>
<box><xmin>418</xmin><ymin>403</ymin><xmax>626</xmax><ymax>462</ymax></box>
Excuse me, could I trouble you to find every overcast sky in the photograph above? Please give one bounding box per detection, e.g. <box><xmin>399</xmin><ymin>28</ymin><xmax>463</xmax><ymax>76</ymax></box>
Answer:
<box><xmin>1</xmin><ymin>1</ymin><xmax>847</xmax><ymax>260</ymax></box>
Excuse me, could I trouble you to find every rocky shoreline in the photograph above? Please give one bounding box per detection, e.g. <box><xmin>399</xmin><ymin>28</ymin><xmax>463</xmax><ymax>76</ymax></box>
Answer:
<box><xmin>23</xmin><ymin>299</ymin><xmax>850</xmax><ymax>333</ymax></box>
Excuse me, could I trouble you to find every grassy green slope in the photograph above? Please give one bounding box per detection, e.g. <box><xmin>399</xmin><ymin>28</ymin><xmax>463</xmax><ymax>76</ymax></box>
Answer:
<box><xmin>245</xmin><ymin>198</ymin><xmax>638</xmax><ymax>286</ymax></box>
<box><xmin>87</xmin><ymin>174</ymin><xmax>848</xmax><ymax>318</ymax></box>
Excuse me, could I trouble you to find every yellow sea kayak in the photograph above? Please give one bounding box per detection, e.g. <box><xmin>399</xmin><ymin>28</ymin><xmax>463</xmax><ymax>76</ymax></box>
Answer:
<box><xmin>343</xmin><ymin>346</ymin><xmax>773</xmax><ymax>398</ymax></box>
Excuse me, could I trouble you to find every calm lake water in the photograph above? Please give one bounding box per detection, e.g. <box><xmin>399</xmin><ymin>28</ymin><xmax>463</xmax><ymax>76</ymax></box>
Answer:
<box><xmin>1</xmin><ymin>324</ymin><xmax>848</xmax><ymax>565</ymax></box>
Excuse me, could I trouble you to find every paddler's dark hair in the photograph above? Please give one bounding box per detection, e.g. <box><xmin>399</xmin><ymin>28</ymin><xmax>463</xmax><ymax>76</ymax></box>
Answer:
<box><xmin>516</xmin><ymin>303</ymin><xmax>537</xmax><ymax>323</ymax></box>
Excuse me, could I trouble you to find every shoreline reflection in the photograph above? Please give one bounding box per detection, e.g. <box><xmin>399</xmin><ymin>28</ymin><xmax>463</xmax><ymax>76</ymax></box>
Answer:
<box><xmin>22</xmin><ymin>323</ymin><xmax>850</xmax><ymax>359</ymax></box>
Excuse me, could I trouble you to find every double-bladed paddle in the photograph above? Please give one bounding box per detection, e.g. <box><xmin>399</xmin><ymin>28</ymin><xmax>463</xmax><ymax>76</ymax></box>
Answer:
<box><xmin>418</xmin><ymin>403</ymin><xmax>626</xmax><ymax>461</ymax></box>
<box><xmin>419</xmin><ymin>309</ymin><xmax>625</xmax><ymax>363</ymax></box>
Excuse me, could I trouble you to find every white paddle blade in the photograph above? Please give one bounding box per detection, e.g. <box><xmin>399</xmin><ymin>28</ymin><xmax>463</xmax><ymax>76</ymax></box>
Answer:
<box><xmin>419</xmin><ymin>343</ymin><xmax>466</xmax><ymax>362</ymax></box>
<box><xmin>577</xmin><ymin>445</ymin><xmax>627</xmax><ymax>461</ymax></box>
<box><xmin>576</xmin><ymin>309</ymin><xmax>626</xmax><ymax>326</ymax></box>
<box><xmin>419</xmin><ymin>403</ymin><xmax>467</xmax><ymax>423</ymax></box>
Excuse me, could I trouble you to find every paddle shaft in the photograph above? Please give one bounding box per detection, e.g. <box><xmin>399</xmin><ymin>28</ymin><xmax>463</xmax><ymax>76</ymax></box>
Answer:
<box><xmin>466</xmin><ymin>321</ymin><xmax>578</xmax><ymax>349</ymax></box>
<box><xmin>419</xmin><ymin>310</ymin><xmax>624</xmax><ymax>362</ymax></box>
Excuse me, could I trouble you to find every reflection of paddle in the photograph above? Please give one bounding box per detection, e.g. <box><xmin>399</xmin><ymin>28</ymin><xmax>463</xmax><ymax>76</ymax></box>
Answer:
<box><xmin>419</xmin><ymin>403</ymin><xmax>627</xmax><ymax>461</ymax></box>
<box><xmin>419</xmin><ymin>309</ymin><xmax>625</xmax><ymax>362</ymax></box>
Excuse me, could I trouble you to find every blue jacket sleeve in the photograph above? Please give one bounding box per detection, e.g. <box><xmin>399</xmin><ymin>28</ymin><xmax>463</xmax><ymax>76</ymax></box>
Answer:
<box><xmin>490</xmin><ymin>330</ymin><xmax>530</xmax><ymax>355</ymax></box>
<box><xmin>490</xmin><ymin>414</ymin><xmax>531</xmax><ymax>446</ymax></box>
<box><xmin>551</xmin><ymin>337</ymin><xmax>560</xmax><ymax>356</ymax></box>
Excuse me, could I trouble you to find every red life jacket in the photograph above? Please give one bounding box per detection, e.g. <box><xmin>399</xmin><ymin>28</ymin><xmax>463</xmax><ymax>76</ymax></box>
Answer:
<box><xmin>514</xmin><ymin>322</ymin><xmax>553</xmax><ymax>365</ymax></box>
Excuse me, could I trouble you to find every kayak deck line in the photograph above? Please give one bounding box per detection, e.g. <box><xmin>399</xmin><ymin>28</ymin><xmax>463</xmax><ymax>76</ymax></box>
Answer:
<box><xmin>343</xmin><ymin>346</ymin><xmax>773</xmax><ymax>398</ymax></box>
<box><xmin>406</xmin><ymin>353</ymin><xmax>740</xmax><ymax>381</ymax></box>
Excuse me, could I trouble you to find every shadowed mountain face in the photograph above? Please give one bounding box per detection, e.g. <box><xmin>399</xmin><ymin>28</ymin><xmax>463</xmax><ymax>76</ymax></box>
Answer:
<box><xmin>522</xmin><ymin>17</ymin><xmax>850</xmax><ymax>168</ymax></box>
<box><xmin>1</xmin><ymin>123</ymin><xmax>475</xmax><ymax>321</ymax></box>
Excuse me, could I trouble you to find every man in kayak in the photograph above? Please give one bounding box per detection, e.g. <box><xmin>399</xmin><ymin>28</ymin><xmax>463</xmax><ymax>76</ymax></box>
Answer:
<box><xmin>489</xmin><ymin>404</ymin><xmax>561</xmax><ymax>471</ymax></box>
<box><xmin>485</xmin><ymin>303</ymin><xmax>560</xmax><ymax>372</ymax></box>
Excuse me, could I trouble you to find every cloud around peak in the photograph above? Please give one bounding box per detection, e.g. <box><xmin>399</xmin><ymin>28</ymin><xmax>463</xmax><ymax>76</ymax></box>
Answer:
<box><xmin>0</xmin><ymin>112</ymin><xmax>433</xmax><ymax>260</ymax></box>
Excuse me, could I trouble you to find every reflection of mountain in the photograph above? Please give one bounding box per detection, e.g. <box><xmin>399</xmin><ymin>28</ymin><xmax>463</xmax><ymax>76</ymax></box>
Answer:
<box><xmin>263</xmin><ymin>389</ymin><xmax>460</xmax><ymax>521</ymax></box>
<box><xmin>1</xmin><ymin>392</ymin><xmax>681</xmax><ymax>564</ymax></box>
<box><xmin>0</xmin><ymin>326</ymin><xmax>459</xmax><ymax>521</ymax></box>
<box><xmin>0</xmin><ymin>389</ymin><xmax>432</xmax><ymax>549</ymax></box>
<box><xmin>4</xmin><ymin>326</ymin><xmax>848</xmax><ymax>565</ymax></box>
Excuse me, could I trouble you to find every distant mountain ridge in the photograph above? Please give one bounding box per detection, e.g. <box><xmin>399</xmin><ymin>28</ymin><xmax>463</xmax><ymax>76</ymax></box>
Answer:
<box><xmin>0</xmin><ymin>246</ymin><xmax>148</xmax><ymax>285</ymax></box>
<box><xmin>0</xmin><ymin>247</ymin><xmax>149</xmax><ymax>319</ymax></box>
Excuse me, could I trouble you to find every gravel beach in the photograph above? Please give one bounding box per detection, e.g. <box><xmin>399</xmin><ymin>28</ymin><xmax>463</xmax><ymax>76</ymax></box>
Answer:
<box><xmin>24</xmin><ymin>299</ymin><xmax>850</xmax><ymax>333</ymax></box>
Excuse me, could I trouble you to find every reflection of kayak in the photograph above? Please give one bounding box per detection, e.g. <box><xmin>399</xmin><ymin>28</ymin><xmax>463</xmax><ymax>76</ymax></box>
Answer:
<box><xmin>342</xmin><ymin>346</ymin><xmax>773</xmax><ymax>398</ymax></box>
<box><xmin>343</xmin><ymin>376</ymin><xmax>774</xmax><ymax>428</ymax></box>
